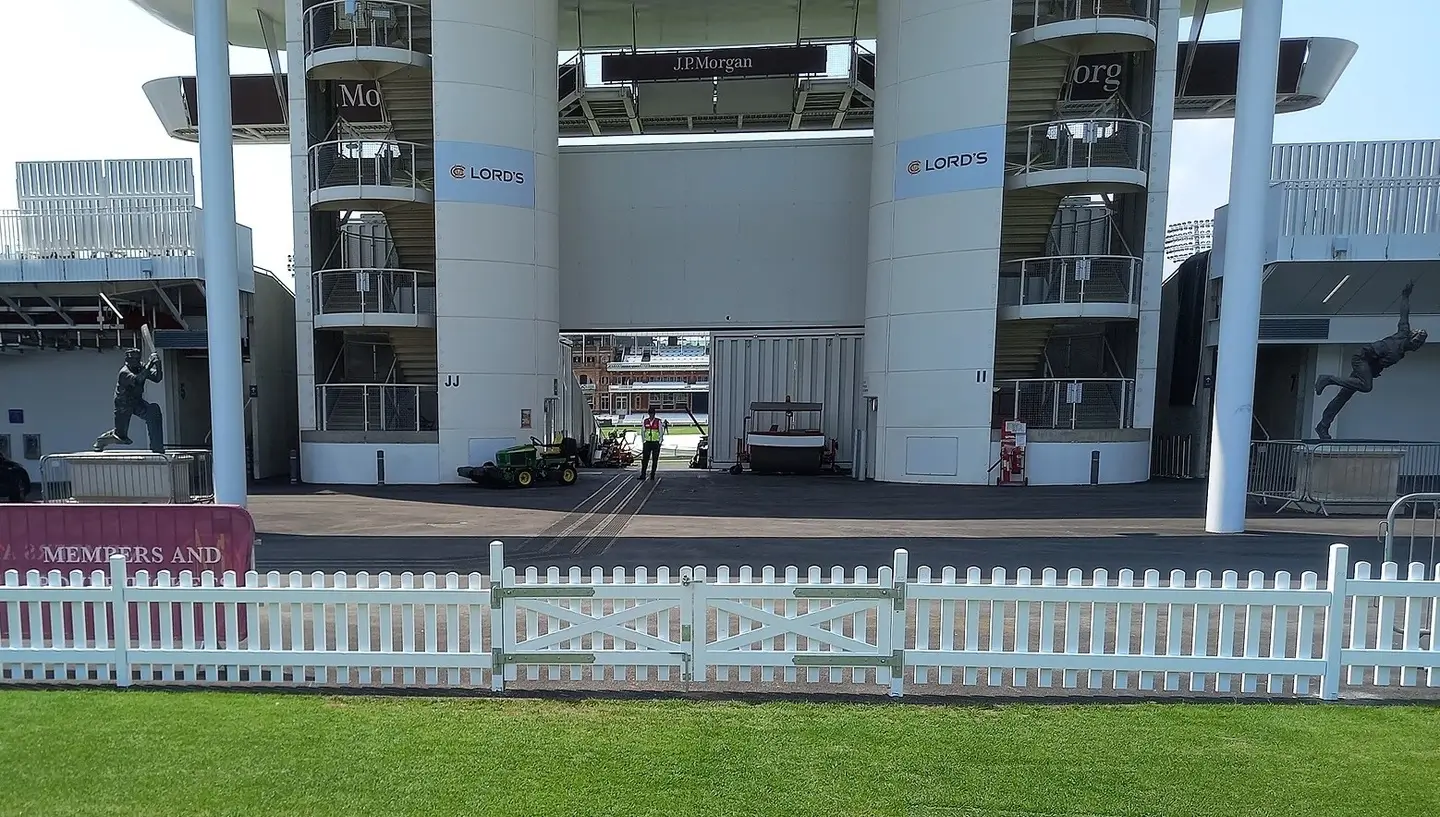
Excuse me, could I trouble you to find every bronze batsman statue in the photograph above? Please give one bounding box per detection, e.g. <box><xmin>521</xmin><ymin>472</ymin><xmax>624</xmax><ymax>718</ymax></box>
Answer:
<box><xmin>93</xmin><ymin>348</ymin><xmax>166</xmax><ymax>454</ymax></box>
<box><xmin>1313</xmin><ymin>280</ymin><xmax>1427</xmax><ymax>441</ymax></box>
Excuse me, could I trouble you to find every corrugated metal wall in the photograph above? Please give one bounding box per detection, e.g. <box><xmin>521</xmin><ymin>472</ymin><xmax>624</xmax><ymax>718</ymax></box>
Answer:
<box><xmin>16</xmin><ymin>159</ymin><xmax>195</xmax><ymax>209</ymax></box>
<box><xmin>1050</xmin><ymin>198</ymin><xmax>1112</xmax><ymax>256</ymax></box>
<box><xmin>341</xmin><ymin>214</ymin><xmax>392</xmax><ymax>268</ymax></box>
<box><xmin>8</xmin><ymin>160</ymin><xmax>197</xmax><ymax>257</ymax></box>
<box><xmin>1271</xmin><ymin>140</ymin><xmax>1440</xmax><ymax>238</ymax></box>
<box><xmin>1271</xmin><ymin>140</ymin><xmax>1440</xmax><ymax>181</ymax></box>
<box><xmin>710</xmin><ymin>331</ymin><xmax>864</xmax><ymax>467</ymax></box>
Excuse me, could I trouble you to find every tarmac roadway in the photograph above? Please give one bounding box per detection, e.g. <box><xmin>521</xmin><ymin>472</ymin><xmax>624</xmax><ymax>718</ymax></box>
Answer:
<box><xmin>249</xmin><ymin>466</ymin><xmax>1393</xmax><ymax>578</ymax></box>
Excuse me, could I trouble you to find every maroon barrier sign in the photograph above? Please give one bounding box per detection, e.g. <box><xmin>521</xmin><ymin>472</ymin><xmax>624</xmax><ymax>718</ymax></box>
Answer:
<box><xmin>0</xmin><ymin>504</ymin><xmax>256</xmax><ymax>647</ymax></box>
<box><xmin>0</xmin><ymin>504</ymin><xmax>254</xmax><ymax>576</ymax></box>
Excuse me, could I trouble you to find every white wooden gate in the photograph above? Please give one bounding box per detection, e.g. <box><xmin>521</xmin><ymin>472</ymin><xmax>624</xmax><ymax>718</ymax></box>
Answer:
<box><xmin>490</xmin><ymin>546</ymin><xmax>909</xmax><ymax>693</ymax></box>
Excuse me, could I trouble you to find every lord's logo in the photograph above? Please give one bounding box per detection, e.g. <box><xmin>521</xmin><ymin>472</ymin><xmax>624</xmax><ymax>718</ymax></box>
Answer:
<box><xmin>449</xmin><ymin>164</ymin><xmax>526</xmax><ymax>185</ymax></box>
<box><xmin>909</xmin><ymin>152</ymin><xmax>989</xmax><ymax>174</ymax></box>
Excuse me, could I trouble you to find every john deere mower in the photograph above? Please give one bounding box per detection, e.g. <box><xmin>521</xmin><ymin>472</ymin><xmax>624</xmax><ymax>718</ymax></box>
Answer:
<box><xmin>458</xmin><ymin>437</ymin><xmax>581</xmax><ymax>488</ymax></box>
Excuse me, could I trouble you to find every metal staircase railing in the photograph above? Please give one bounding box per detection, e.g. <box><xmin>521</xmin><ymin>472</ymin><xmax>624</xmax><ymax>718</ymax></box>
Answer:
<box><xmin>998</xmin><ymin>255</ymin><xmax>1140</xmax><ymax>308</ymax></box>
<box><xmin>316</xmin><ymin>383</ymin><xmax>437</xmax><ymax>432</ymax></box>
<box><xmin>302</xmin><ymin>0</ymin><xmax>432</xmax><ymax>57</ymax></box>
<box><xmin>1007</xmin><ymin>118</ymin><xmax>1151</xmax><ymax>176</ymax></box>
<box><xmin>309</xmin><ymin>139</ymin><xmax>430</xmax><ymax>194</ymax></box>
<box><xmin>313</xmin><ymin>269</ymin><xmax>437</xmax><ymax>317</ymax></box>
<box><xmin>1003</xmin><ymin>377</ymin><xmax>1135</xmax><ymax>429</ymax></box>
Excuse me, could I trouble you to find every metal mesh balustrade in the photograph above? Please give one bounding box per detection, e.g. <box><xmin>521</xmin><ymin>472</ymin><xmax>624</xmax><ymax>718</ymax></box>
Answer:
<box><xmin>998</xmin><ymin>255</ymin><xmax>1139</xmax><ymax>307</ymax></box>
<box><xmin>0</xmin><ymin>208</ymin><xmax>195</xmax><ymax>260</ymax></box>
<box><xmin>313</xmin><ymin>270</ymin><xmax>437</xmax><ymax>316</ymax></box>
<box><xmin>316</xmin><ymin>384</ymin><xmax>438</xmax><ymax>432</ymax></box>
<box><xmin>1021</xmin><ymin>0</ymin><xmax>1159</xmax><ymax>28</ymax></box>
<box><xmin>309</xmin><ymin>140</ymin><xmax>427</xmax><ymax>193</ymax></box>
<box><xmin>303</xmin><ymin>0</ymin><xmax>431</xmax><ymax>55</ymax></box>
<box><xmin>1004</xmin><ymin>378</ymin><xmax>1134</xmax><ymax>430</ymax></box>
<box><xmin>1009</xmin><ymin>119</ymin><xmax>1150</xmax><ymax>175</ymax></box>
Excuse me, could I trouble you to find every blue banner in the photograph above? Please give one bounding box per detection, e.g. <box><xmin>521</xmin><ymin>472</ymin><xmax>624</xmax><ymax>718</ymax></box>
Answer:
<box><xmin>434</xmin><ymin>141</ymin><xmax>537</xmax><ymax>209</ymax></box>
<box><xmin>893</xmin><ymin>124</ymin><xmax>1006</xmax><ymax>201</ymax></box>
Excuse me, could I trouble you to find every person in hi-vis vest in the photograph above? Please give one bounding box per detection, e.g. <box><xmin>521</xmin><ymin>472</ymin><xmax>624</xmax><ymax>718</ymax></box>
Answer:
<box><xmin>638</xmin><ymin>406</ymin><xmax>667</xmax><ymax>480</ymax></box>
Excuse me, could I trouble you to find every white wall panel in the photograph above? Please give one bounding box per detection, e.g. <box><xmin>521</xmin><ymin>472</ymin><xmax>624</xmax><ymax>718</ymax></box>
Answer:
<box><xmin>302</xmin><ymin>442</ymin><xmax>439</xmax><ymax>485</ymax></box>
<box><xmin>1272</xmin><ymin>140</ymin><xmax>1440</xmax><ymax>182</ymax></box>
<box><xmin>559</xmin><ymin>138</ymin><xmax>870</xmax><ymax>331</ymax></box>
<box><xmin>15</xmin><ymin>159</ymin><xmax>194</xmax><ymax>205</ymax></box>
<box><xmin>986</xmin><ymin>439</ymin><xmax>1151</xmax><ymax>485</ymax></box>
<box><xmin>709</xmin><ymin>331</ymin><xmax>864</xmax><ymax>468</ymax></box>
<box><xmin>250</xmin><ymin>272</ymin><xmax>299</xmax><ymax>479</ymax></box>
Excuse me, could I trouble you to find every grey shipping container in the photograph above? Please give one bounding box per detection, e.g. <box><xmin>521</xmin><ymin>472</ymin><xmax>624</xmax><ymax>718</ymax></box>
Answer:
<box><xmin>709</xmin><ymin>331</ymin><xmax>864</xmax><ymax>468</ymax></box>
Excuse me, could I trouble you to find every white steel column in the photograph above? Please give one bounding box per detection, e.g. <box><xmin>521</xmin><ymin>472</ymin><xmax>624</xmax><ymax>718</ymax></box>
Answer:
<box><xmin>193</xmin><ymin>0</ymin><xmax>247</xmax><ymax>507</ymax></box>
<box><xmin>430</xmin><ymin>0</ymin><xmax>560</xmax><ymax>479</ymax></box>
<box><xmin>1205</xmin><ymin>0</ymin><xmax>1285</xmax><ymax>533</ymax></box>
<box><xmin>864</xmin><ymin>0</ymin><xmax>1012</xmax><ymax>484</ymax></box>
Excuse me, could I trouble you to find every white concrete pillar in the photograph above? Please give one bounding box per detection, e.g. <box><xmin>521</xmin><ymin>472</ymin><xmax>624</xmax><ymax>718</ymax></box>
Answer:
<box><xmin>1132</xmin><ymin>0</ymin><xmax>1184</xmax><ymax>431</ymax></box>
<box><xmin>430</xmin><ymin>0</ymin><xmax>560</xmax><ymax>478</ymax></box>
<box><xmin>1205</xmin><ymin>0</ymin><xmax>1285</xmax><ymax>533</ymax></box>
<box><xmin>193</xmin><ymin>0</ymin><xmax>248</xmax><ymax>507</ymax></box>
<box><xmin>864</xmin><ymin>0</ymin><xmax>1012</xmax><ymax>484</ymax></box>
<box><xmin>286</xmin><ymin>0</ymin><xmax>317</xmax><ymax>436</ymax></box>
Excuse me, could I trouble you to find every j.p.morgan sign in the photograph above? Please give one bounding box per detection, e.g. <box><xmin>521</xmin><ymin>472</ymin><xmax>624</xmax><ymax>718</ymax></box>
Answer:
<box><xmin>434</xmin><ymin>140</ymin><xmax>535</xmax><ymax>209</ymax></box>
<box><xmin>602</xmin><ymin>45</ymin><xmax>828</xmax><ymax>82</ymax></box>
<box><xmin>893</xmin><ymin>124</ymin><xmax>1006</xmax><ymax>200</ymax></box>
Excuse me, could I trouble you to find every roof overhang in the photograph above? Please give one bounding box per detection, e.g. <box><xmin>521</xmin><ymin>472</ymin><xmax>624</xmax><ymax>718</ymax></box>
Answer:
<box><xmin>1173</xmin><ymin>36</ymin><xmax>1356</xmax><ymax>119</ymax></box>
<box><xmin>128</xmin><ymin>0</ymin><xmax>285</xmax><ymax>47</ymax></box>
<box><xmin>129</xmin><ymin>0</ymin><xmax>1241</xmax><ymax>50</ymax></box>
<box><xmin>144</xmin><ymin>33</ymin><xmax>1348</xmax><ymax>145</ymax></box>
<box><xmin>1261</xmin><ymin>260</ymin><xmax>1440</xmax><ymax>316</ymax></box>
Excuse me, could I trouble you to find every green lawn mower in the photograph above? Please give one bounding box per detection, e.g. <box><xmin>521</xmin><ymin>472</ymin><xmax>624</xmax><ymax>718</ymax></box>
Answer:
<box><xmin>458</xmin><ymin>437</ymin><xmax>581</xmax><ymax>488</ymax></box>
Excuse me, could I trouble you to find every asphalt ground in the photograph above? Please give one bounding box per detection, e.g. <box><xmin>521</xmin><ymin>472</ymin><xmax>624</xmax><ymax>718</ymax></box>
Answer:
<box><xmin>249</xmin><ymin>464</ymin><xmax>1395</xmax><ymax>577</ymax></box>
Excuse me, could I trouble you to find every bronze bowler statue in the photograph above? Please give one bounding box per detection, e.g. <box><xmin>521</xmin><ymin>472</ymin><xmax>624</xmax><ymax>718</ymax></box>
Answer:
<box><xmin>93</xmin><ymin>348</ymin><xmax>166</xmax><ymax>454</ymax></box>
<box><xmin>1313</xmin><ymin>280</ymin><xmax>1427</xmax><ymax>441</ymax></box>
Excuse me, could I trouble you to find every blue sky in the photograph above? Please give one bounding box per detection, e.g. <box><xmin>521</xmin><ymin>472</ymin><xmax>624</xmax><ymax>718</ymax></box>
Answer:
<box><xmin>0</xmin><ymin>0</ymin><xmax>1433</xmax><ymax>275</ymax></box>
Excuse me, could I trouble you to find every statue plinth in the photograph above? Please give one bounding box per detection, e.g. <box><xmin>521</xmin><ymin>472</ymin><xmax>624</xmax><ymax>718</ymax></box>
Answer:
<box><xmin>1295</xmin><ymin>443</ymin><xmax>1405</xmax><ymax>510</ymax></box>
<box><xmin>61</xmin><ymin>451</ymin><xmax>199</xmax><ymax>504</ymax></box>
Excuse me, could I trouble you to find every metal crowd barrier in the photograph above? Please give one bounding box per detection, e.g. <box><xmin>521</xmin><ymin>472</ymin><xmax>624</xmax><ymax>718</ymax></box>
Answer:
<box><xmin>1248</xmin><ymin>440</ymin><xmax>1440</xmax><ymax>516</ymax></box>
<box><xmin>1151</xmin><ymin>433</ymin><xmax>1196</xmax><ymax>479</ymax></box>
<box><xmin>1378</xmin><ymin>493</ymin><xmax>1440</xmax><ymax>566</ymax></box>
<box><xmin>1377</xmin><ymin>493</ymin><xmax>1438</xmax><ymax>650</ymax></box>
<box><xmin>40</xmin><ymin>449</ymin><xmax>214</xmax><ymax>504</ymax></box>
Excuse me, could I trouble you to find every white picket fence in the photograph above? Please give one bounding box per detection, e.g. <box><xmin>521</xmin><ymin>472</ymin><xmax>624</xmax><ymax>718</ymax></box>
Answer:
<box><xmin>2</xmin><ymin>543</ymin><xmax>1438</xmax><ymax>699</ymax></box>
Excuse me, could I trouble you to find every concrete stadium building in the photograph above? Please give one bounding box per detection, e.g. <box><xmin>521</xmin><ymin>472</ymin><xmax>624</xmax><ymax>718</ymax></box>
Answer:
<box><xmin>0</xmin><ymin>158</ymin><xmax>299</xmax><ymax>488</ymax></box>
<box><xmin>129</xmin><ymin>0</ymin><xmax>1355</xmax><ymax>486</ymax></box>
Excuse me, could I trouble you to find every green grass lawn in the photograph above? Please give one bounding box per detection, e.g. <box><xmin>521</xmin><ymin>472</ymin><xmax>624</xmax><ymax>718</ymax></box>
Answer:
<box><xmin>1</xmin><ymin>691</ymin><xmax>1436</xmax><ymax>817</ymax></box>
